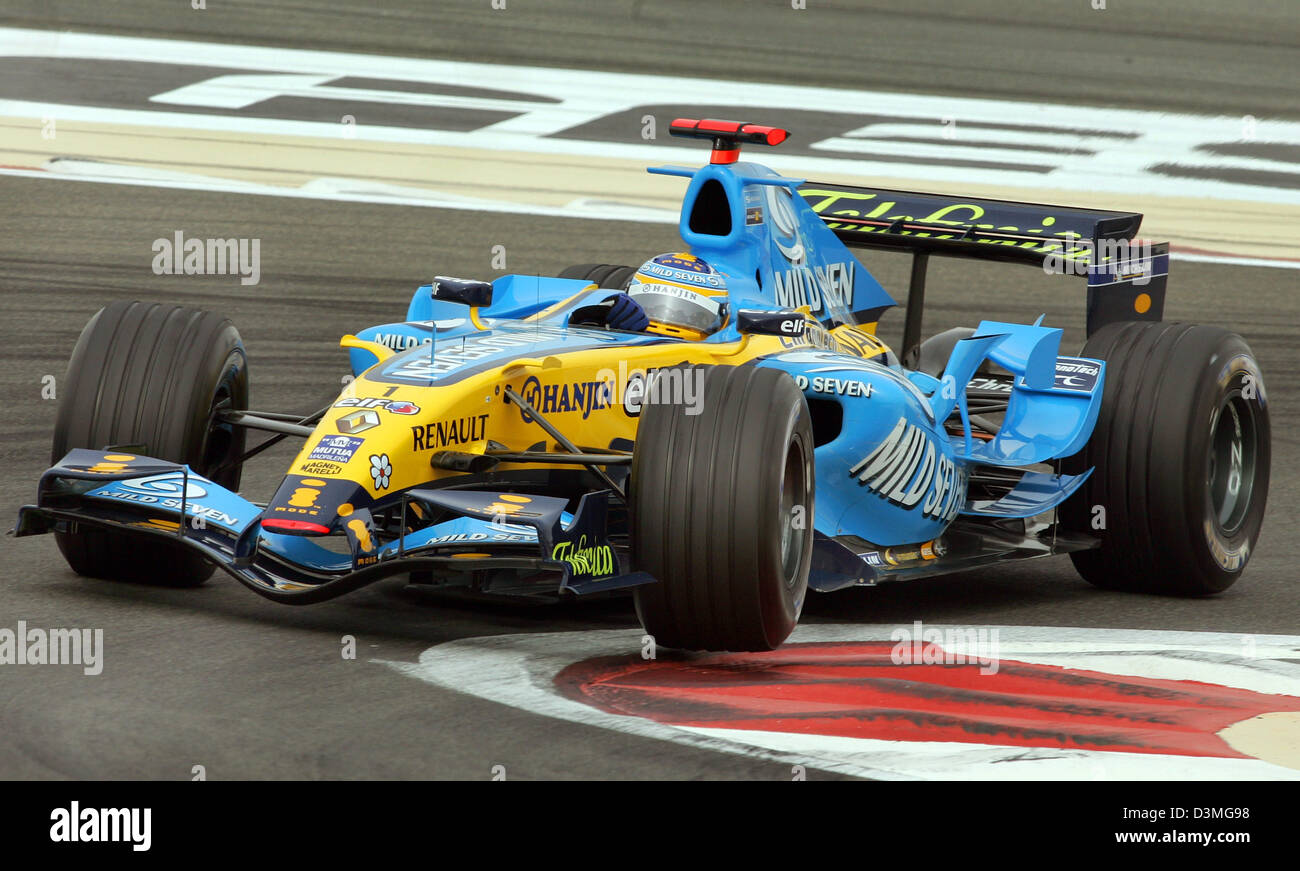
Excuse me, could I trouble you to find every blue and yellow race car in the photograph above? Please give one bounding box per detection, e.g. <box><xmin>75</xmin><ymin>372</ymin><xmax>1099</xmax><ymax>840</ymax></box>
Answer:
<box><xmin>13</xmin><ymin>119</ymin><xmax>1271</xmax><ymax>651</ymax></box>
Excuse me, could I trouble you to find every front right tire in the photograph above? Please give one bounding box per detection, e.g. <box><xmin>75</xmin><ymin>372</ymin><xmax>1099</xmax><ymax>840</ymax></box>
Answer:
<box><xmin>631</xmin><ymin>365</ymin><xmax>814</xmax><ymax>651</ymax></box>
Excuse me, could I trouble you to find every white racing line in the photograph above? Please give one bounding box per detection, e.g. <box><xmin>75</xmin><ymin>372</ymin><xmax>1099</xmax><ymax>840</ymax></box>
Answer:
<box><xmin>0</xmin><ymin>162</ymin><xmax>685</xmax><ymax>224</ymax></box>
<box><xmin>0</xmin><ymin>27</ymin><xmax>1298</xmax><ymax>267</ymax></box>
<box><xmin>379</xmin><ymin>626</ymin><xmax>1300</xmax><ymax>780</ymax></box>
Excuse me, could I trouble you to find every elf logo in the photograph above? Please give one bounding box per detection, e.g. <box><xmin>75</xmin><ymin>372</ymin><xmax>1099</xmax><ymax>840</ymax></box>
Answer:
<box><xmin>49</xmin><ymin>801</ymin><xmax>151</xmax><ymax>851</ymax></box>
<box><xmin>335</xmin><ymin>398</ymin><xmax>421</xmax><ymax>415</ymax></box>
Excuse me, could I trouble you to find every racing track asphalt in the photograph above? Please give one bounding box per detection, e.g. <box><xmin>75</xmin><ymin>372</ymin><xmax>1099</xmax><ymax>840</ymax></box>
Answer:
<box><xmin>0</xmin><ymin>1</ymin><xmax>1296</xmax><ymax>779</ymax></box>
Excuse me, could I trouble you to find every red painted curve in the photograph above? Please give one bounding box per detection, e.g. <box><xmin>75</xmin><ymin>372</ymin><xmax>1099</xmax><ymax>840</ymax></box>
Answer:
<box><xmin>555</xmin><ymin>642</ymin><xmax>1300</xmax><ymax>757</ymax></box>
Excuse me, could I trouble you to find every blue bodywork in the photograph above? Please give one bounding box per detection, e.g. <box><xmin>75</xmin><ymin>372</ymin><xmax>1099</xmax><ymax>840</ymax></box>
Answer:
<box><xmin>18</xmin><ymin>140</ymin><xmax>1116</xmax><ymax>601</ymax></box>
<box><xmin>342</xmin><ymin>157</ymin><xmax>1106</xmax><ymax>560</ymax></box>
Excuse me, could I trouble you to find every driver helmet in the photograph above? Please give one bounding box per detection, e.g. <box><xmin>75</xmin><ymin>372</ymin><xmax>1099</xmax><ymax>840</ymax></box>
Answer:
<box><xmin>625</xmin><ymin>253</ymin><xmax>728</xmax><ymax>340</ymax></box>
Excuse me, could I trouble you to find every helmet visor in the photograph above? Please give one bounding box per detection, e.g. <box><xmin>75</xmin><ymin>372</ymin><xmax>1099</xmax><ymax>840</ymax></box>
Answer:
<box><xmin>627</xmin><ymin>281</ymin><xmax>724</xmax><ymax>334</ymax></box>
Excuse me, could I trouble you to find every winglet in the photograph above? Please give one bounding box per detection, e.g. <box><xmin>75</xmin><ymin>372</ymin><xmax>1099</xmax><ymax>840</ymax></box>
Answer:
<box><xmin>669</xmin><ymin>118</ymin><xmax>790</xmax><ymax>165</ymax></box>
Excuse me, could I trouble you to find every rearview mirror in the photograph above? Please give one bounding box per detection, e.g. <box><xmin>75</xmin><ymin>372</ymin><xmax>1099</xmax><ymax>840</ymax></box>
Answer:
<box><xmin>736</xmin><ymin>309</ymin><xmax>807</xmax><ymax>338</ymax></box>
<box><xmin>431</xmin><ymin>276</ymin><xmax>493</xmax><ymax>308</ymax></box>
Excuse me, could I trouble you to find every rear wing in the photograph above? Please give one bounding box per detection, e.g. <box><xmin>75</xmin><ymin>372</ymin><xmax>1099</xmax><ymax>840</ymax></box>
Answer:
<box><xmin>797</xmin><ymin>182</ymin><xmax>1168</xmax><ymax>355</ymax></box>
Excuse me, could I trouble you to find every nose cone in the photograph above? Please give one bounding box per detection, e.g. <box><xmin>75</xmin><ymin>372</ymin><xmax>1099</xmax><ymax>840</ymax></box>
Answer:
<box><xmin>384</xmin><ymin>400</ymin><xmax>420</xmax><ymax>415</ymax></box>
<box><xmin>262</xmin><ymin>474</ymin><xmax>372</xmax><ymax>535</ymax></box>
<box><xmin>275</xmin><ymin>367</ymin><xmax>497</xmax><ymax>525</ymax></box>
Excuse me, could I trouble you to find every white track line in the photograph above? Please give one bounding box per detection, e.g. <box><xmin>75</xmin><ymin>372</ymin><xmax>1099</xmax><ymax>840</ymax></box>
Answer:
<box><xmin>379</xmin><ymin>625</ymin><xmax>1300</xmax><ymax>781</ymax></box>
<box><xmin>2</xmin><ymin>161</ymin><xmax>1293</xmax><ymax>270</ymax></box>
<box><xmin>1</xmin><ymin>26</ymin><xmax>1298</xmax><ymax>205</ymax></box>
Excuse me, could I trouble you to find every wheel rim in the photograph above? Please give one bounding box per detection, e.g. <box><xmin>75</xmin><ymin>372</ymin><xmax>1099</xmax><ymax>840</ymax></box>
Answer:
<box><xmin>198</xmin><ymin>356</ymin><xmax>246</xmax><ymax>489</ymax></box>
<box><xmin>201</xmin><ymin>386</ymin><xmax>234</xmax><ymax>474</ymax></box>
<box><xmin>1207</xmin><ymin>392</ymin><xmax>1258</xmax><ymax>536</ymax></box>
<box><xmin>778</xmin><ymin>436</ymin><xmax>808</xmax><ymax>586</ymax></box>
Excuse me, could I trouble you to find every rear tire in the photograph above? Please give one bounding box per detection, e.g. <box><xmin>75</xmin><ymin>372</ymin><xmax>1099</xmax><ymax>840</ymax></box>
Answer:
<box><xmin>631</xmin><ymin>365</ymin><xmax>814</xmax><ymax>651</ymax></box>
<box><xmin>1061</xmin><ymin>322</ymin><xmax>1269</xmax><ymax>595</ymax></box>
<box><xmin>558</xmin><ymin>263</ymin><xmax>638</xmax><ymax>290</ymax></box>
<box><xmin>51</xmin><ymin>301</ymin><xmax>249</xmax><ymax>586</ymax></box>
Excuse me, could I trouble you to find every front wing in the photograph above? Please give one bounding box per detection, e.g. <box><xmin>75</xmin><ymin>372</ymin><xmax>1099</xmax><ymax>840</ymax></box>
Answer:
<box><xmin>13</xmin><ymin>450</ymin><xmax>652</xmax><ymax>603</ymax></box>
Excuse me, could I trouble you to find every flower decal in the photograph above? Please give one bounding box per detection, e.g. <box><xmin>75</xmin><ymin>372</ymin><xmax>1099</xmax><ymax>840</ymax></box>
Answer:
<box><xmin>369</xmin><ymin>453</ymin><xmax>392</xmax><ymax>490</ymax></box>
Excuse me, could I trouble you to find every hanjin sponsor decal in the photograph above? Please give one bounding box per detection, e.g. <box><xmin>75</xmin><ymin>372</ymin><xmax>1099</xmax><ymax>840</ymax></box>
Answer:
<box><xmin>971</xmin><ymin>359</ymin><xmax>1102</xmax><ymax>394</ymax></box>
<box><xmin>967</xmin><ymin>376</ymin><xmax>1012</xmax><ymax>394</ymax></box>
<box><xmin>518</xmin><ymin>375</ymin><xmax>614</xmax><ymax>421</ymax></box>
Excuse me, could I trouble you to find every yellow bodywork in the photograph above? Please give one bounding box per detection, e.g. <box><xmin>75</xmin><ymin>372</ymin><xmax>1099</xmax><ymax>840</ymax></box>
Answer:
<box><xmin>288</xmin><ymin>319</ymin><xmax>891</xmax><ymax>497</ymax></box>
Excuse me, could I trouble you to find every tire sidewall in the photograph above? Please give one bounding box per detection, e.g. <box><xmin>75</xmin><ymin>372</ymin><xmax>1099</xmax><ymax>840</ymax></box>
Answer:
<box><xmin>1179</xmin><ymin>340</ymin><xmax>1269</xmax><ymax>590</ymax></box>
<box><xmin>50</xmin><ymin>302</ymin><xmax>249</xmax><ymax>585</ymax></box>
<box><xmin>180</xmin><ymin>338</ymin><xmax>248</xmax><ymax>490</ymax></box>
<box><xmin>755</xmin><ymin>378</ymin><xmax>814</xmax><ymax>643</ymax></box>
<box><xmin>1065</xmin><ymin>322</ymin><xmax>1270</xmax><ymax>595</ymax></box>
<box><xmin>630</xmin><ymin>364</ymin><xmax>815</xmax><ymax>650</ymax></box>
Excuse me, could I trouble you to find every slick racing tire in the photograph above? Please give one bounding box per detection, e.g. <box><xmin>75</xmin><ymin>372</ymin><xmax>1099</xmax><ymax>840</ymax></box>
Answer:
<box><xmin>1061</xmin><ymin>322</ymin><xmax>1269</xmax><ymax>595</ymax></box>
<box><xmin>631</xmin><ymin>365</ymin><xmax>814</xmax><ymax>651</ymax></box>
<box><xmin>51</xmin><ymin>301</ymin><xmax>249</xmax><ymax>586</ymax></box>
<box><xmin>558</xmin><ymin>263</ymin><xmax>638</xmax><ymax>290</ymax></box>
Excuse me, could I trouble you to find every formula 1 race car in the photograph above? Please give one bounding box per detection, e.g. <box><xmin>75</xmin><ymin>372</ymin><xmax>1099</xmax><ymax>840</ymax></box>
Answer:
<box><xmin>13</xmin><ymin>118</ymin><xmax>1271</xmax><ymax>651</ymax></box>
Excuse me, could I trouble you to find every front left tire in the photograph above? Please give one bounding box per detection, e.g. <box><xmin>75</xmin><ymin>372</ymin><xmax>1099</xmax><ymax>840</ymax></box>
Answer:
<box><xmin>51</xmin><ymin>300</ymin><xmax>249</xmax><ymax>586</ymax></box>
